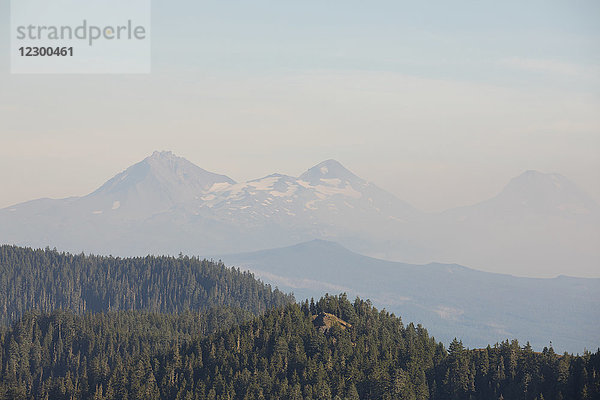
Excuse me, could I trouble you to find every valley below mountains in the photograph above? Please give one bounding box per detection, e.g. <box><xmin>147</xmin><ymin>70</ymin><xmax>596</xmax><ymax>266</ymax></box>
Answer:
<box><xmin>220</xmin><ymin>239</ymin><xmax>600</xmax><ymax>354</ymax></box>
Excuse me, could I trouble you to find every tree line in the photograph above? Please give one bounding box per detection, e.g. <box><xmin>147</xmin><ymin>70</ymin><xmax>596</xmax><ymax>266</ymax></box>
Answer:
<box><xmin>0</xmin><ymin>245</ymin><xmax>293</xmax><ymax>325</ymax></box>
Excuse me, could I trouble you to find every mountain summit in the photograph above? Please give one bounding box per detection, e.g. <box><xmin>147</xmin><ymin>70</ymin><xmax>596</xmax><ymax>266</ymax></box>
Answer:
<box><xmin>299</xmin><ymin>159</ymin><xmax>362</xmax><ymax>184</ymax></box>
<box><xmin>89</xmin><ymin>151</ymin><xmax>235</xmax><ymax>217</ymax></box>
<box><xmin>188</xmin><ymin>157</ymin><xmax>418</xmax><ymax>239</ymax></box>
<box><xmin>424</xmin><ymin>169</ymin><xmax>600</xmax><ymax>277</ymax></box>
<box><xmin>491</xmin><ymin>170</ymin><xmax>599</xmax><ymax>215</ymax></box>
<box><xmin>94</xmin><ymin>151</ymin><xmax>235</xmax><ymax>197</ymax></box>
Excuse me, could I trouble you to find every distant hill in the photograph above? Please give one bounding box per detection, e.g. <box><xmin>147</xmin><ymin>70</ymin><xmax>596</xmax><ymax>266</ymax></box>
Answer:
<box><xmin>220</xmin><ymin>239</ymin><xmax>600</xmax><ymax>353</ymax></box>
<box><xmin>1</xmin><ymin>151</ymin><xmax>597</xmax><ymax>277</ymax></box>
<box><xmin>0</xmin><ymin>245</ymin><xmax>293</xmax><ymax>326</ymax></box>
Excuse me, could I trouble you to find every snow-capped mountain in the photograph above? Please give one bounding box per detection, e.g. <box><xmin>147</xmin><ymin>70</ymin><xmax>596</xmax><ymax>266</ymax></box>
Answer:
<box><xmin>0</xmin><ymin>153</ymin><xmax>417</xmax><ymax>256</ymax></box>
<box><xmin>84</xmin><ymin>150</ymin><xmax>236</xmax><ymax>219</ymax></box>
<box><xmin>191</xmin><ymin>159</ymin><xmax>418</xmax><ymax>235</ymax></box>
<box><xmin>1</xmin><ymin>151</ymin><xmax>235</xmax><ymax>222</ymax></box>
<box><xmin>0</xmin><ymin>151</ymin><xmax>598</xmax><ymax>277</ymax></box>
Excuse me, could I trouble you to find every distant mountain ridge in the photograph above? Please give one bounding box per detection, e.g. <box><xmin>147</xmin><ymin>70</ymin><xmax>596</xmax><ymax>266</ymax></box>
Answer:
<box><xmin>220</xmin><ymin>239</ymin><xmax>600</xmax><ymax>353</ymax></box>
<box><xmin>0</xmin><ymin>151</ymin><xmax>598</xmax><ymax>277</ymax></box>
<box><xmin>0</xmin><ymin>244</ymin><xmax>293</xmax><ymax>326</ymax></box>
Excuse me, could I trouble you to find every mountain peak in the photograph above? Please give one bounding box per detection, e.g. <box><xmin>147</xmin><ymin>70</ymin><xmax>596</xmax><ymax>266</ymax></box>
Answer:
<box><xmin>149</xmin><ymin>150</ymin><xmax>175</xmax><ymax>159</ymax></box>
<box><xmin>144</xmin><ymin>150</ymin><xmax>193</xmax><ymax>171</ymax></box>
<box><xmin>494</xmin><ymin>170</ymin><xmax>598</xmax><ymax>214</ymax></box>
<box><xmin>89</xmin><ymin>152</ymin><xmax>235</xmax><ymax>215</ymax></box>
<box><xmin>513</xmin><ymin>169</ymin><xmax>563</xmax><ymax>181</ymax></box>
<box><xmin>299</xmin><ymin>159</ymin><xmax>362</xmax><ymax>183</ymax></box>
<box><xmin>504</xmin><ymin>170</ymin><xmax>574</xmax><ymax>194</ymax></box>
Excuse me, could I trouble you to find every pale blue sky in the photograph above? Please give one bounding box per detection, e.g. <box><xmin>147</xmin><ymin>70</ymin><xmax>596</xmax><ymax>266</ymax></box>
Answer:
<box><xmin>0</xmin><ymin>0</ymin><xmax>599</xmax><ymax>210</ymax></box>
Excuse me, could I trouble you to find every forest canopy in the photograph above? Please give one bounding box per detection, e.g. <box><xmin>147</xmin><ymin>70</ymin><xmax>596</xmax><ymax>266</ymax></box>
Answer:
<box><xmin>0</xmin><ymin>246</ymin><xmax>598</xmax><ymax>399</ymax></box>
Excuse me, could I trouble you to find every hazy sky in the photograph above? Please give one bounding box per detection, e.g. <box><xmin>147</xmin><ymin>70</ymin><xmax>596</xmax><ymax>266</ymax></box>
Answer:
<box><xmin>0</xmin><ymin>0</ymin><xmax>599</xmax><ymax>212</ymax></box>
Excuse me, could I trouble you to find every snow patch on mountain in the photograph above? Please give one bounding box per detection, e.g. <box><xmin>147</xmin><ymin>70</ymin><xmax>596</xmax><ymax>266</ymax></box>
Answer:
<box><xmin>312</xmin><ymin>182</ymin><xmax>361</xmax><ymax>198</ymax></box>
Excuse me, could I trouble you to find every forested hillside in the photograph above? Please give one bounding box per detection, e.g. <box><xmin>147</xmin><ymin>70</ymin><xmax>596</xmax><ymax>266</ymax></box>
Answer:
<box><xmin>0</xmin><ymin>245</ymin><xmax>293</xmax><ymax>325</ymax></box>
<box><xmin>0</xmin><ymin>246</ymin><xmax>598</xmax><ymax>399</ymax></box>
<box><xmin>1</xmin><ymin>295</ymin><xmax>598</xmax><ymax>400</ymax></box>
